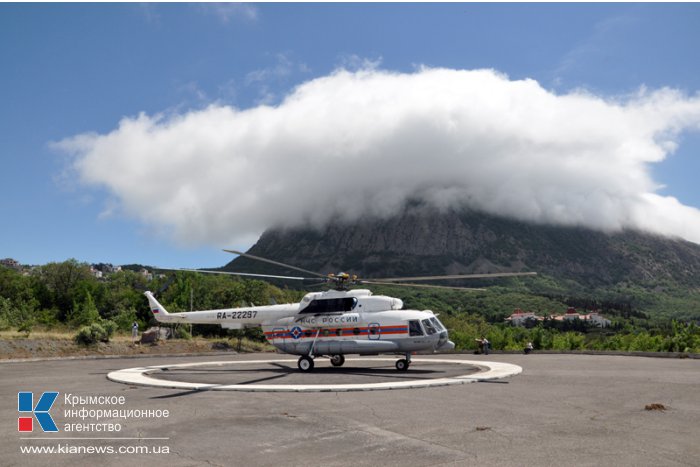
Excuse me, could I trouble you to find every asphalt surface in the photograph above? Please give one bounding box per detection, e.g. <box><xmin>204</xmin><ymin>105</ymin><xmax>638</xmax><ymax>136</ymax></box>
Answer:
<box><xmin>2</xmin><ymin>352</ymin><xmax>699</xmax><ymax>466</ymax></box>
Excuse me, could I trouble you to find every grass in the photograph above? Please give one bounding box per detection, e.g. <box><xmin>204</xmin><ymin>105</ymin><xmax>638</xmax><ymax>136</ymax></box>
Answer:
<box><xmin>0</xmin><ymin>329</ymin><xmax>75</xmax><ymax>340</ymax></box>
<box><xmin>0</xmin><ymin>326</ymin><xmax>275</xmax><ymax>359</ymax></box>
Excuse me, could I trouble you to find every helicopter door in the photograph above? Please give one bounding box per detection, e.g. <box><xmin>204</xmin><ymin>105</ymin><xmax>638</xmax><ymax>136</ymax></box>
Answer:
<box><xmin>368</xmin><ymin>323</ymin><xmax>380</xmax><ymax>340</ymax></box>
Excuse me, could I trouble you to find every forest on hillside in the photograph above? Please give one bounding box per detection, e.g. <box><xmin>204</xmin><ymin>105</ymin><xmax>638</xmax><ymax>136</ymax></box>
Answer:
<box><xmin>1</xmin><ymin>260</ymin><xmax>698</xmax><ymax>353</ymax></box>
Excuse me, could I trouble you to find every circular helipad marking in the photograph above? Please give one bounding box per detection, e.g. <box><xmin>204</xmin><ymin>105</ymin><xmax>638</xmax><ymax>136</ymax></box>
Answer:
<box><xmin>107</xmin><ymin>358</ymin><xmax>522</xmax><ymax>392</ymax></box>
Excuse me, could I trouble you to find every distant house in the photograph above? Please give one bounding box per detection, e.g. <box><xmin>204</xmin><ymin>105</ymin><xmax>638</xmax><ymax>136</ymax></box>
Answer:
<box><xmin>582</xmin><ymin>312</ymin><xmax>611</xmax><ymax>328</ymax></box>
<box><xmin>0</xmin><ymin>258</ymin><xmax>21</xmax><ymax>270</ymax></box>
<box><xmin>506</xmin><ymin>309</ymin><xmax>542</xmax><ymax>327</ymax></box>
<box><xmin>92</xmin><ymin>263</ymin><xmax>121</xmax><ymax>275</ymax></box>
<box><xmin>562</xmin><ymin>307</ymin><xmax>581</xmax><ymax>321</ymax></box>
<box><xmin>550</xmin><ymin>307</ymin><xmax>610</xmax><ymax>327</ymax></box>
<box><xmin>139</xmin><ymin>268</ymin><xmax>153</xmax><ymax>281</ymax></box>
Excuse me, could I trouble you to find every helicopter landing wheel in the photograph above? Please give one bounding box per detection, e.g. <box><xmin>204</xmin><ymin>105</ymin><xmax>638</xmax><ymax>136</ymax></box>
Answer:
<box><xmin>395</xmin><ymin>358</ymin><xmax>410</xmax><ymax>371</ymax></box>
<box><xmin>298</xmin><ymin>356</ymin><xmax>315</xmax><ymax>372</ymax></box>
<box><xmin>330</xmin><ymin>354</ymin><xmax>345</xmax><ymax>367</ymax></box>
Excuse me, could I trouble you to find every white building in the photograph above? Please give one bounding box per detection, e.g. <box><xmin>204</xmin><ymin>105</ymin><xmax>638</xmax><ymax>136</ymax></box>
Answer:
<box><xmin>139</xmin><ymin>268</ymin><xmax>153</xmax><ymax>281</ymax></box>
<box><xmin>561</xmin><ymin>307</ymin><xmax>581</xmax><ymax>321</ymax></box>
<box><xmin>551</xmin><ymin>308</ymin><xmax>611</xmax><ymax>327</ymax></box>
<box><xmin>582</xmin><ymin>312</ymin><xmax>611</xmax><ymax>328</ymax></box>
<box><xmin>506</xmin><ymin>309</ymin><xmax>542</xmax><ymax>327</ymax></box>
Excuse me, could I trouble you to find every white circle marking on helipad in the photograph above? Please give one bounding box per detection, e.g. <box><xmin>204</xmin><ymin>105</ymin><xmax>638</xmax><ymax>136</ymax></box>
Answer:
<box><xmin>107</xmin><ymin>358</ymin><xmax>522</xmax><ymax>392</ymax></box>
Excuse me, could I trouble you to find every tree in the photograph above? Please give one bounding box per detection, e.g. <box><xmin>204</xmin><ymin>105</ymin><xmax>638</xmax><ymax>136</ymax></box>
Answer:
<box><xmin>0</xmin><ymin>295</ymin><xmax>37</xmax><ymax>331</ymax></box>
<box><xmin>68</xmin><ymin>291</ymin><xmax>100</xmax><ymax>327</ymax></box>
<box><xmin>0</xmin><ymin>266</ymin><xmax>34</xmax><ymax>304</ymax></box>
<box><xmin>33</xmin><ymin>260</ymin><xmax>94</xmax><ymax>321</ymax></box>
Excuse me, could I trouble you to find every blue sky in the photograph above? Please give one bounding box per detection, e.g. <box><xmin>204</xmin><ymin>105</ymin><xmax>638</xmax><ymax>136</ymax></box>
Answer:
<box><xmin>1</xmin><ymin>3</ymin><xmax>700</xmax><ymax>269</ymax></box>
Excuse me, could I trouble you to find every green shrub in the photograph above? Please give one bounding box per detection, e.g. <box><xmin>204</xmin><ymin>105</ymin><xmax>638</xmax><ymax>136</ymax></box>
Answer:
<box><xmin>74</xmin><ymin>320</ymin><xmax>117</xmax><ymax>346</ymax></box>
<box><xmin>75</xmin><ymin>323</ymin><xmax>105</xmax><ymax>345</ymax></box>
<box><xmin>17</xmin><ymin>319</ymin><xmax>34</xmax><ymax>337</ymax></box>
<box><xmin>174</xmin><ymin>326</ymin><xmax>192</xmax><ymax>340</ymax></box>
<box><xmin>101</xmin><ymin>320</ymin><xmax>117</xmax><ymax>338</ymax></box>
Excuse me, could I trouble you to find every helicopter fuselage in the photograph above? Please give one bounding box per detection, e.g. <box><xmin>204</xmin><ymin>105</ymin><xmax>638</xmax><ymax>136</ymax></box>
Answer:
<box><xmin>262</xmin><ymin>307</ymin><xmax>450</xmax><ymax>356</ymax></box>
<box><xmin>144</xmin><ymin>289</ymin><xmax>454</xmax><ymax>370</ymax></box>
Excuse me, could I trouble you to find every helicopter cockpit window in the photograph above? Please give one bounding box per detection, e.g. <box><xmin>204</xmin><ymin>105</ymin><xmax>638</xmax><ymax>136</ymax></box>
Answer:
<box><xmin>422</xmin><ymin>319</ymin><xmax>437</xmax><ymax>335</ymax></box>
<box><xmin>408</xmin><ymin>320</ymin><xmax>424</xmax><ymax>336</ymax></box>
<box><xmin>429</xmin><ymin>317</ymin><xmax>444</xmax><ymax>332</ymax></box>
<box><xmin>300</xmin><ymin>297</ymin><xmax>358</xmax><ymax>314</ymax></box>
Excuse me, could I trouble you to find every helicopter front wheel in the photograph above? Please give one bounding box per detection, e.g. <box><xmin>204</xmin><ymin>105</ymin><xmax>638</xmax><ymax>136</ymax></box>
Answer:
<box><xmin>330</xmin><ymin>354</ymin><xmax>345</xmax><ymax>367</ymax></box>
<box><xmin>395</xmin><ymin>359</ymin><xmax>410</xmax><ymax>371</ymax></box>
<box><xmin>298</xmin><ymin>356</ymin><xmax>315</xmax><ymax>372</ymax></box>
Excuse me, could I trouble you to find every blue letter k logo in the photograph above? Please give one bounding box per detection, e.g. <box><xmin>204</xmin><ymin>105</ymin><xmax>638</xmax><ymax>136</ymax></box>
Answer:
<box><xmin>18</xmin><ymin>392</ymin><xmax>59</xmax><ymax>432</ymax></box>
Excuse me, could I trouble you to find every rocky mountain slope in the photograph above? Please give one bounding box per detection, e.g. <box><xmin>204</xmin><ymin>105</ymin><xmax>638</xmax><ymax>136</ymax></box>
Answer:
<box><xmin>227</xmin><ymin>204</ymin><xmax>700</xmax><ymax>289</ymax></box>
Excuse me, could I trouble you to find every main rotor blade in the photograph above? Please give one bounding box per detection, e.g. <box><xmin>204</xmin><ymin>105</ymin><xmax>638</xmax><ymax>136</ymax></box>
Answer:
<box><xmin>361</xmin><ymin>280</ymin><xmax>485</xmax><ymax>291</ymax></box>
<box><xmin>369</xmin><ymin>272</ymin><xmax>538</xmax><ymax>282</ymax></box>
<box><xmin>166</xmin><ymin>268</ymin><xmax>319</xmax><ymax>281</ymax></box>
<box><xmin>223</xmin><ymin>249</ymin><xmax>328</xmax><ymax>279</ymax></box>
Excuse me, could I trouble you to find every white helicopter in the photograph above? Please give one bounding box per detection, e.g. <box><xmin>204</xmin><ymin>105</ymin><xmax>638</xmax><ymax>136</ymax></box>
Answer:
<box><xmin>145</xmin><ymin>249</ymin><xmax>536</xmax><ymax>372</ymax></box>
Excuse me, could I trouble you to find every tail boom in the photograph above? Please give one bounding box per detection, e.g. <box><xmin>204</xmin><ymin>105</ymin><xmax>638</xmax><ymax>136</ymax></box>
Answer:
<box><xmin>143</xmin><ymin>291</ymin><xmax>296</xmax><ymax>326</ymax></box>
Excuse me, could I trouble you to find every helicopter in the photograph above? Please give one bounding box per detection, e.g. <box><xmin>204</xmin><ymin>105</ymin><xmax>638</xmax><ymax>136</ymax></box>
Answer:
<box><xmin>145</xmin><ymin>249</ymin><xmax>536</xmax><ymax>372</ymax></box>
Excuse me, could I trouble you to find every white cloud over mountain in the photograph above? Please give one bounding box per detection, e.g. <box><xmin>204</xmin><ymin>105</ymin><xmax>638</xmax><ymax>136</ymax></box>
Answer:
<box><xmin>57</xmin><ymin>67</ymin><xmax>700</xmax><ymax>246</ymax></box>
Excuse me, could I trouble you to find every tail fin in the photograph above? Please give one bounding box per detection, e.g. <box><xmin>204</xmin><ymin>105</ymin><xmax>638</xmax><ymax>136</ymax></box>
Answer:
<box><xmin>144</xmin><ymin>291</ymin><xmax>170</xmax><ymax>321</ymax></box>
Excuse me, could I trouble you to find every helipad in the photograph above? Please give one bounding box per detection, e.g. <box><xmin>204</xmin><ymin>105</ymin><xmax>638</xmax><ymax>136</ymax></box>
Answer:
<box><xmin>3</xmin><ymin>353</ymin><xmax>699</xmax><ymax>465</ymax></box>
<box><xmin>107</xmin><ymin>357</ymin><xmax>522</xmax><ymax>392</ymax></box>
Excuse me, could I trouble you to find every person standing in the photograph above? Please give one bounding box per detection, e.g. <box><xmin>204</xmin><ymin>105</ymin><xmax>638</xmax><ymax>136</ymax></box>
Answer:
<box><xmin>132</xmin><ymin>321</ymin><xmax>139</xmax><ymax>344</ymax></box>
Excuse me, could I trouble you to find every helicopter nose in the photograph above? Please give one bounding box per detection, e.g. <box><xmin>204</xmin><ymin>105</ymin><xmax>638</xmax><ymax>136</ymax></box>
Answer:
<box><xmin>437</xmin><ymin>339</ymin><xmax>455</xmax><ymax>351</ymax></box>
<box><xmin>436</xmin><ymin>330</ymin><xmax>450</xmax><ymax>349</ymax></box>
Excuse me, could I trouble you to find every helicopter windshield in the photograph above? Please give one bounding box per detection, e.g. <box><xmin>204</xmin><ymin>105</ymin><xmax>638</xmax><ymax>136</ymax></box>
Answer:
<box><xmin>429</xmin><ymin>317</ymin><xmax>445</xmax><ymax>332</ymax></box>
<box><xmin>422</xmin><ymin>319</ymin><xmax>437</xmax><ymax>335</ymax></box>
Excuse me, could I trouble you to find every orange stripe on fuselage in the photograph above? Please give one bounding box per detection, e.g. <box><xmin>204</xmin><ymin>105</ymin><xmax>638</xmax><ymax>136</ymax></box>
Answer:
<box><xmin>264</xmin><ymin>326</ymin><xmax>408</xmax><ymax>340</ymax></box>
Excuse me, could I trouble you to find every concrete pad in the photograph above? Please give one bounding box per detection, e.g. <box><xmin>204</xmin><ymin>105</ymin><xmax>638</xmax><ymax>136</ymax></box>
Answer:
<box><xmin>2</xmin><ymin>353</ymin><xmax>699</xmax><ymax>466</ymax></box>
<box><xmin>106</xmin><ymin>357</ymin><xmax>522</xmax><ymax>392</ymax></box>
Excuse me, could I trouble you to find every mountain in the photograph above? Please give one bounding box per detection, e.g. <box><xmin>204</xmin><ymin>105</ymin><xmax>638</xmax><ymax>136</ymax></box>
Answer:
<box><xmin>225</xmin><ymin>204</ymin><xmax>700</xmax><ymax>319</ymax></box>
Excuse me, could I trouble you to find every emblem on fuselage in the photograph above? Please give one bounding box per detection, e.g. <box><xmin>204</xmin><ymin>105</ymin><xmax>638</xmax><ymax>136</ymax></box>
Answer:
<box><xmin>290</xmin><ymin>326</ymin><xmax>303</xmax><ymax>339</ymax></box>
